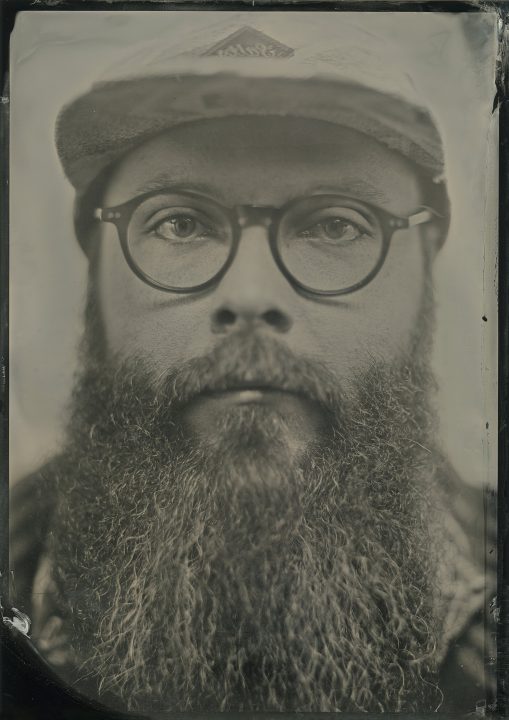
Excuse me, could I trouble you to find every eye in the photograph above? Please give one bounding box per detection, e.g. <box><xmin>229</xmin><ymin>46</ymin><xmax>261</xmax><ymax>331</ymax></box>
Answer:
<box><xmin>300</xmin><ymin>216</ymin><xmax>371</xmax><ymax>244</ymax></box>
<box><xmin>152</xmin><ymin>214</ymin><xmax>211</xmax><ymax>242</ymax></box>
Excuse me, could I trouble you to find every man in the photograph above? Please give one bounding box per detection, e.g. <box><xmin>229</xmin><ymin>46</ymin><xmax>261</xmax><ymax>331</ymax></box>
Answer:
<box><xmin>9</xmin><ymin>17</ymin><xmax>495</xmax><ymax>716</ymax></box>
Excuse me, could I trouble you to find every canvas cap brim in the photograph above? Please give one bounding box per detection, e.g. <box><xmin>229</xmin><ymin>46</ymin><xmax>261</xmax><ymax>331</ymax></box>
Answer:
<box><xmin>57</xmin><ymin>72</ymin><xmax>445</xmax><ymax>193</ymax></box>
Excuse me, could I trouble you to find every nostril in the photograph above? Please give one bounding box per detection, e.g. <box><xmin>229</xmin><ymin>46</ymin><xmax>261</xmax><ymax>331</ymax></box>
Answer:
<box><xmin>262</xmin><ymin>308</ymin><xmax>292</xmax><ymax>332</ymax></box>
<box><xmin>212</xmin><ymin>306</ymin><xmax>292</xmax><ymax>334</ymax></box>
<box><xmin>214</xmin><ymin>308</ymin><xmax>237</xmax><ymax>327</ymax></box>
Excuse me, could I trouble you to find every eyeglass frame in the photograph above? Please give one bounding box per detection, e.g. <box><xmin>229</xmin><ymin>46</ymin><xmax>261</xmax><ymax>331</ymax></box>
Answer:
<box><xmin>93</xmin><ymin>189</ymin><xmax>440</xmax><ymax>297</ymax></box>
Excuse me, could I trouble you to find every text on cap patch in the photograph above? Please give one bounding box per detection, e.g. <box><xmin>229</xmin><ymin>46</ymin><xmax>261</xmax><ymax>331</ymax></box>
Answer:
<box><xmin>201</xmin><ymin>26</ymin><xmax>294</xmax><ymax>59</ymax></box>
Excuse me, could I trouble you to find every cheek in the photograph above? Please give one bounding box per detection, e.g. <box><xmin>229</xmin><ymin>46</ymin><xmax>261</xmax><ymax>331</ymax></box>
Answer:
<box><xmin>304</xmin><ymin>231</ymin><xmax>425</xmax><ymax>377</ymax></box>
<box><xmin>98</xmin><ymin>231</ymin><xmax>210</xmax><ymax>367</ymax></box>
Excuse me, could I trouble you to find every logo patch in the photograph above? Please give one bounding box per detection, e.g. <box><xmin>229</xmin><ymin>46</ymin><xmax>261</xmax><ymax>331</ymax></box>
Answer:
<box><xmin>201</xmin><ymin>26</ymin><xmax>294</xmax><ymax>59</ymax></box>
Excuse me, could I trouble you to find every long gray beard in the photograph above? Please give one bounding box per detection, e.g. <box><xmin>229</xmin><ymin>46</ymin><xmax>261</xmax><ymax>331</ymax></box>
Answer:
<box><xmin>47</xmin><ymin>330</ymin><xmax>449</xmax><ymax>714</ymax></box>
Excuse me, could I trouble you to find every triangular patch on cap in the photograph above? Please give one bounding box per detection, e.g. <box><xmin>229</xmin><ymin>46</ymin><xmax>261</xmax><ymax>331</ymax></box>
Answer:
<box><xmin>201</xmin><ymin>26</ymin><xmax>294</xmax><ymax>59</ymax></box>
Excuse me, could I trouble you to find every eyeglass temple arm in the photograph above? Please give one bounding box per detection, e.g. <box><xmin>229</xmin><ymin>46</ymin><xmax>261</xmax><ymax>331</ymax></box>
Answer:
<box><xmin>93</xmin><ymin>208</ymin><xmax>120</xmax><ymax>222</ymax></box>
<box><xmin>408</xmin><ymin>208</ymin><xmax>434</xmax><ymax>227</ymax></box>
<box><xmin>406</xmin><ymin>206</ymin><xmax>441</xmax><ymax>228</ymax></box>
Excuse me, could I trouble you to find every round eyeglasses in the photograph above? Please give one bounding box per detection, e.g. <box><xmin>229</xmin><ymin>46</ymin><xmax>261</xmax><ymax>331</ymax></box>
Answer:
<box><xmin>94</xmin><ymin>190</ymin><xmax>438</xmax><ymax>296</ymax></box>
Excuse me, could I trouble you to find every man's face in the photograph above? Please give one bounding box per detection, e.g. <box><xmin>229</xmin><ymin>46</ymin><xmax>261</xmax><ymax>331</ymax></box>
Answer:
<box><xmin>98</xmin><ymin>116</ymin><xmax>427</xmax><ymax>453</ymax></box>
<box><xmin>47</xmin><ymin>115</ymin><xmax>448</xmax><ymax>714</ymax></box>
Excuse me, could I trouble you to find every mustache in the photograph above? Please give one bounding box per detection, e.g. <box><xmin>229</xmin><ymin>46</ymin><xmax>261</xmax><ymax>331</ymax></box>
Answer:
<box><xmin>148</xmin><ymin>330</ymin><xmax>343</xmax><ymax>413</ymax></box>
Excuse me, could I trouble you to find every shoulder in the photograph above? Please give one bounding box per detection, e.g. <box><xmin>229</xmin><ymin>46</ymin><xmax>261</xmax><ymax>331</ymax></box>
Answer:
<box><xmin>9</xmin><ymin>461</ymin><xmax>58</xmax><ymax>614</ymax></box>
<box><xmin>438</xmin><ymin>466</ymin><xmax>497</xmax><ymax>712</ymax></box>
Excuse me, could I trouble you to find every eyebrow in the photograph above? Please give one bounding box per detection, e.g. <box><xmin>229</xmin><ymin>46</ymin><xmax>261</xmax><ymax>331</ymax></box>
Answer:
<box><xmin>135</xmin><ymin>174</ymin><xmax>391</xmax><ymax>207</ymax></box>
<box><xmin>136</xmin><ymin>174</ymin><xmax>217</xmax><ymax>197</ymax></box>
<box><xmin>309</xmin><ymin>181</ymin><xmax>390</xmax><ymax>206</ymax></box>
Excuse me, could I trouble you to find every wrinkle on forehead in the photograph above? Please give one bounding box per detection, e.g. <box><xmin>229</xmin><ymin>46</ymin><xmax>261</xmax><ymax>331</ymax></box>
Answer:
<box><xmin>102</xmin><ymin>116</ymin><xmax>423</xmax><ymax>214</ymax></box>
<box><xmin>132</xmin><ymin>173</ymin><xmax>394</xmax><ymax>208</ymax></box>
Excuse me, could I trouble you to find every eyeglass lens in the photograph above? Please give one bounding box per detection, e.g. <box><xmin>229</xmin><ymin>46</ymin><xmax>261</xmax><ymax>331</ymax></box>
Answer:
<box><xmin>127</xmin><ymin>193</ymin><xmax>234</xmax><ymax>288</ymax></box>
<box><xmin>126</xmin><ymin>193</ymin><xmax>385</xmax><ymax>292</ymax></box>
<box><xmin>277</xmin><ymin>198</ymin><xmax>383</xmax><ymax>292</ymax></box>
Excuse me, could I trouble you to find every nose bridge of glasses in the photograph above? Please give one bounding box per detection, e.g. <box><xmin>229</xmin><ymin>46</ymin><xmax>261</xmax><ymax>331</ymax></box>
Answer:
<box><xmin>226</xmin><ymin>206</ymin><xmax>283</xmax><ymax>287</ymax></box>
<box><xmin>235</xmin><ymin>205</ymin><xmax>276</xmax><ymax>232</ymax></box>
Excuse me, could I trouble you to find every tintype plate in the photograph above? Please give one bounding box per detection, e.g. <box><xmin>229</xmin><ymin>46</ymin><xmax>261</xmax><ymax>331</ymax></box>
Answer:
<box><xmin>1</xmin><ymin>2</ymin><xmax>507</xmax><ymax>719</ymax></box>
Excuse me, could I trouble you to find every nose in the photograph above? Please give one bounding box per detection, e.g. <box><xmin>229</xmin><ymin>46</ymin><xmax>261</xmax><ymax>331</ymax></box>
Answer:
<box><xmin>211</xmin><ymin>225</ymin><xmax>293</xmax><ymax>335</ymax></box>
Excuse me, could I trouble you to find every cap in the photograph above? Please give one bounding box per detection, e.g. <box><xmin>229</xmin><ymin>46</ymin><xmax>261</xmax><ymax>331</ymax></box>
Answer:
<box><xmin>54</xmin><ymin>15</ymin><xmax>449</xmax><ymax>250</ymax></box>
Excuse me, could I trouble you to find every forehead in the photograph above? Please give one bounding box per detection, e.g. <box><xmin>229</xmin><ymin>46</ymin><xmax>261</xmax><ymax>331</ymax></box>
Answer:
<box><xmin>103</xmin><ymin>116</ymin><xmax>422</xmax><ymax>212</ymax></box>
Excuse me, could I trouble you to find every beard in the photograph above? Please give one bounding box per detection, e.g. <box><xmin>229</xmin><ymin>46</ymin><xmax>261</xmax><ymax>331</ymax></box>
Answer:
<box><xmin>45</xmin><ymin>293</ymin><xmax>450</xmax><ymax>714</ymax></box>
